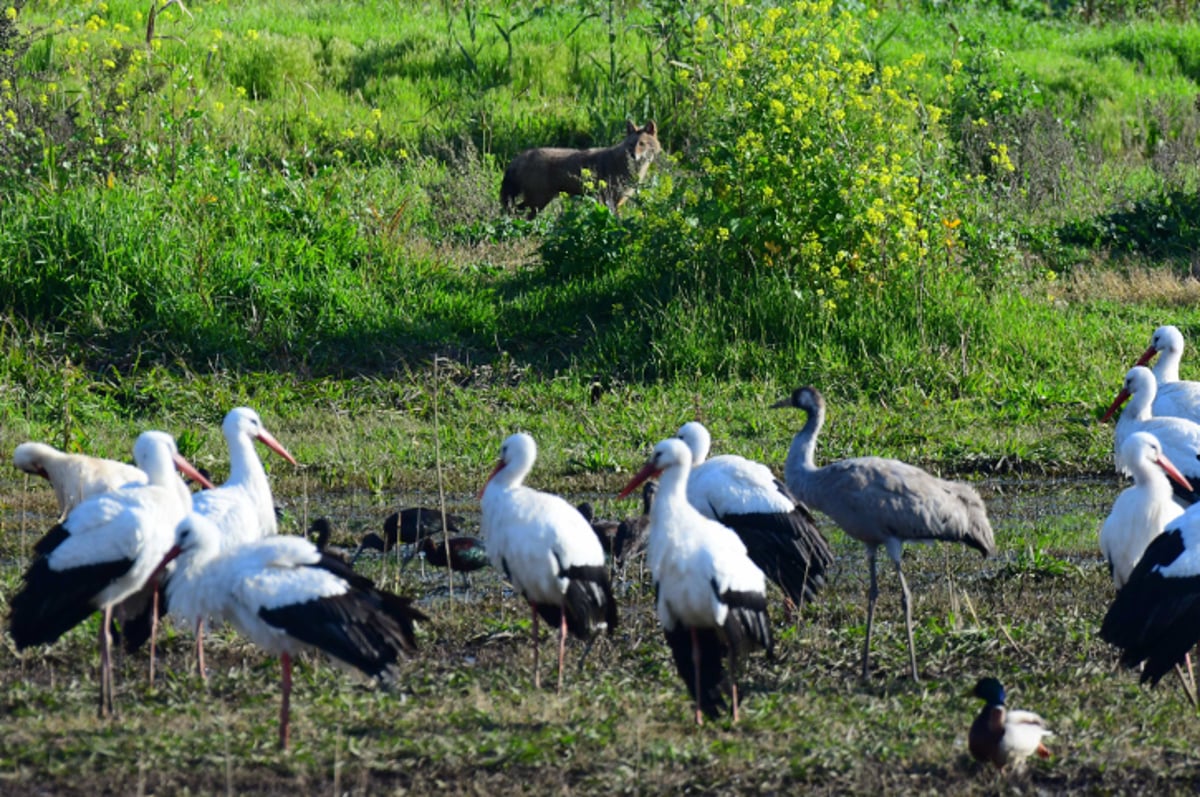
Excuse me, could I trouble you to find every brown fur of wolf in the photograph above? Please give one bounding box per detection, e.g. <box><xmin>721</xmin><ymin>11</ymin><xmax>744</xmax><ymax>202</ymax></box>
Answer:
<box><xmin>500</xmin><ymin>120</ymin><xmax>661</xmax><ymax>218</ymax></box>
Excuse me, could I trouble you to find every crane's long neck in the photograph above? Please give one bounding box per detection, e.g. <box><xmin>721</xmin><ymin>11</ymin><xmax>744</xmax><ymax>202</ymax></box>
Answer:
<box><xmin>783</xmin><ymin>405</ymin><xmax>823</xmax><ymax>497</ymax></box>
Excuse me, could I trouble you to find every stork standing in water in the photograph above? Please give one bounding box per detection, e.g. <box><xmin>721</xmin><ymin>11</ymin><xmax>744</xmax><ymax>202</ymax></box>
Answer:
<box><xmin>479</xmin><ymin>433</ymin><xmax>617</xmax><ymax>691</ymax></box>
<box><xmin>1102</xmin><ymin>365</ymin><xmax>1200</xmax><ymax>505</ymax></box>
<box><xmin>674</xmin><ymin>421</ymin><xmax>832</xmax><ymax>610</ymax></box>
<box><xmin>1131</xmin><ymin>325</ymin><xmax>1200</xmax><ymax>423</ymax></box>
<box><xmin>1100</xmin><ymin>432</ymin><xmax>1192</xmax><ymax>589</ymax></box>
<box><xmin>619</xmin><ymin>438</ymin><xmax>772</xmax><ymax>724</ymax></box>
<box><xmin>6</xmin><ymin>431</ymin><xmax>212</xmax><ymax>717</ymax></box>
<box><xmin>170</xmin><ymin>407</ymin><xmax>297</xmax><ymax>679</ymax></box>
<box><xmin>13</xmin><ymin>442</ymin><xmax>148</xmax><ymax>519</ymax></box>
<box><xmin>773</xmin><ymin>386</ymin><xmax>995</xmax><ymax>682</ymax></box>
<box><xmin>160</xmin><ymin>513</ymin><xmax>426</xmax><ymax>749</ymax></box>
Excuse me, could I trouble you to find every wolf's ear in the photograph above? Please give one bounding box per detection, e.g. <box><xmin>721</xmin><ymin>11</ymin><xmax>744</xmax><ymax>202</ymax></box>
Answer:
<box><xmin>626</xmin><ymin>119</ymin><xmax>637</xmax><ymax>134</ymax></box>
<box><xmin>644</xmin><ymin>120</ymin><xmax>657</xmax><ymax>135</ymax></box>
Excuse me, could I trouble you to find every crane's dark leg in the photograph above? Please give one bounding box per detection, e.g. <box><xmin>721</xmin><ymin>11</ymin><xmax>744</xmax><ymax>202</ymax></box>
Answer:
<box><xmin>892</xmin><ymin>558</ymin><xmax>920</xmax><ymax>682</ymax></box>
<box><xmin>862</xmin><ymin>547</ymin><xmax>879</xmax><ymax>680</ymax></box>
<box><xmin>529</xmin><ymin>601</ymin><xmax>541</xmax><ymax>690</ymax></box>
<box><xmin>576</xmin><ymin>635</ymin><xmax>598</xmax><ymax>674</ymax></box>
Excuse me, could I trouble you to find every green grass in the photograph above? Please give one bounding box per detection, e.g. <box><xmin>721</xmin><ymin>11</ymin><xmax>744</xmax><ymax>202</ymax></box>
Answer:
<box><xmin>0</xmin><ymin>475</ymin><xmax>1196</xmax><ymax>794</ymax></box>
<box><xmin>3</xmin><ymin>2</ymin><xmax>1200</xmax><ymax>789</ymax></box>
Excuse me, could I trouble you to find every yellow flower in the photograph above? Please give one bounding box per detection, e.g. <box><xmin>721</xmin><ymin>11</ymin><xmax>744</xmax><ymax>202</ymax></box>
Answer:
<box><xmin>4</xmin><ymin>7</ymin><xmax>16</xmax><ymax>21</ymax></box>
<box><xmin>371</xmin><ymin>107</ymin><xmax>382</xmax><ymax>121</ymax></box>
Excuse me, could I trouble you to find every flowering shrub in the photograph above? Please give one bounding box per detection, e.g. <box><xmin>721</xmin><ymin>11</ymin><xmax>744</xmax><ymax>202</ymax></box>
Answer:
<box><xmin>689</xmin><ymin>0</ymin><xmax>956</xmax><ymax>319</ymax></box>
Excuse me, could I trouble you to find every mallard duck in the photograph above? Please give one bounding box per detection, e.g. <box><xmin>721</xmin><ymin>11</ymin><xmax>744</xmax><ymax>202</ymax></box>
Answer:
<box><xmin>968</xmin><ymin>677</ymin><xmax>1052</xmax><ymax>770</ymax></box>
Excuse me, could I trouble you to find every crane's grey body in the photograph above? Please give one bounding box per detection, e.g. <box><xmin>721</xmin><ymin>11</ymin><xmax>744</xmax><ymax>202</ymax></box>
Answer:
<box><xmin>774</xmin><ymin>386</ymin><xmax>995</xmax><ymax>681</ymax></box>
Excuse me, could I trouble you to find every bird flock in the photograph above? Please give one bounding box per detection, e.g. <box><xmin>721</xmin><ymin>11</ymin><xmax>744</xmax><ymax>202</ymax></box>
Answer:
<box><xmin>7</xmin><ymin>324</ymin><xmax>1200</xmax><ymax>770</ymax></box>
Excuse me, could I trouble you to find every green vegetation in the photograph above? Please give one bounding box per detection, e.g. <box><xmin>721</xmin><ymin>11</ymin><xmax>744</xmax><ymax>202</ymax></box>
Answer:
<box><xmin>2</xmin><ymin>0</ymin><xmax>1200</xmax><ymax>791</ymax></box>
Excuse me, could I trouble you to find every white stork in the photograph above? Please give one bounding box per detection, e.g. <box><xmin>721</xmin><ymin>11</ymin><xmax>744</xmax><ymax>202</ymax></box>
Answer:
<box><xmin>773</xmin><ymin>386</ymin><xmax>995</xmax><ymax>682</ymax></box>
<box><xmin>1132</xmin><ymin>324</ymin><xmax>1200</xmax><ymax>423</ymax></box>
<box><xmin>161</xmin><ymin>513</ymin><xmax>427</xmax><ymax>749</ymax></box>
<box><xmin>618</xmin><ymin>438</ymin><xmax>772</xmax><ymax>724</ymax></box>
<box><xmin>13</xmin><ymin>441</ymin><xmax>148</xmax><ymax>519</ymax></box>
<box><xmin>192</xmin><ymin>406</ymin><xmax>297</xmax><ymax>549</ymax></box>
<box><xmin>1100</xmin><ymin>431</ymin><xmax>1193</xmax><ymax>589</ymax></box>
<box><xmin>479</xmin><ymin>433</ymin><xmax>617</xmax><ymax>692</ymax></box>
<box><xmin>6</xmin><ymin>430</ymin><xmax>212</xmax><ymax>716</ymax></box>
<box><xmin>1102</xmin><ymin>365</ymin><xmax>1200</xmax><ymax>505</ymax></box>
<box><xmin>1100</xmin><ymin>502</ymin><xmax>1200</xmax><ymax>689</ymax></box>
<box><xmin>674</xmin><ymin>421</ymin><xmax>832</xmax><ymax>609</ymax></box>
<box><xmin>170</xmin><ymin>406</ymin><xmax>297</xmax><ymax>677</ymax></box>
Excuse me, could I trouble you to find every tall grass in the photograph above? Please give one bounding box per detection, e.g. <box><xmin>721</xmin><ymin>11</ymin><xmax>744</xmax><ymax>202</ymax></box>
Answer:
<box><xmin>1</xmin><ymin>1</ymin><xmax>1200</xmax><ymax>428</ymax></box>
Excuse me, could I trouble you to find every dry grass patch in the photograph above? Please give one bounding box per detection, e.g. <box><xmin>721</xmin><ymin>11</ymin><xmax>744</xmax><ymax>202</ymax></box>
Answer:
<box><xmin>1065</xmin><ymin>265</ymin><xmax>1200</xmax><ymax>305</ymax></box>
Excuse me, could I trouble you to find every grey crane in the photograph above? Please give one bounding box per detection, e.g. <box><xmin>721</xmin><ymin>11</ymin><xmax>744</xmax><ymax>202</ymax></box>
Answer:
<box><xmin>772</xmin><ymin>386</ymin><xmax>995</xmax><ymax>681</ymax></box>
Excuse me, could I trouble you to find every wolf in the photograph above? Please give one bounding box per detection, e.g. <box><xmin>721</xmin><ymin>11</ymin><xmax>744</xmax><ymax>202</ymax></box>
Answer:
<box><xmin>500</xmin><ymin>120</ymin><xmax>661</xmax><ymax>218</ymax></box>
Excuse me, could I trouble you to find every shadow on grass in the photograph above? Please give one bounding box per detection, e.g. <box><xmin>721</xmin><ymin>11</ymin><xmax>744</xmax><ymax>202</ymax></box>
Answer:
<box><xmin>1058</xmin><ymin>190</ymin><xmax>1200</xmax><ymax>271</ymax></box>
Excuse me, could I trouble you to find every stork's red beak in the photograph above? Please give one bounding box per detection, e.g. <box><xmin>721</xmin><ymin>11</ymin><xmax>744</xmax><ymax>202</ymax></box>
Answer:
<box><xmin>618</xmin><ymin>461</ymin><xmax>662</xmax><ymax>500</ymax></box>
<box><xmin>1156</xmin><ymin>451</ymin><xmax>1194</xmax><ymax>493</ymax></box>
<box><xmin>1134</xmin><ymin>344</ymin><xmax>1158</xmax><ymax>368</ymax></box>
<box><xmin>478</xmin><ymin>460</ymin><xmax>505</xmax><ymax>500</ymax></box>
<box><xmin>256</xmin><ymin>429</ymin><xmax>298</xmax><ymax>466</ymax></box>
<box><xmin>173</xmin><ymin>454</ymin><xmax>216</xmax><ymax>489</ymax></box>
<box><xmin>1101</xmin><ymin>389</ymin><xmax>1131</xmax><ymax>423</ymax></box>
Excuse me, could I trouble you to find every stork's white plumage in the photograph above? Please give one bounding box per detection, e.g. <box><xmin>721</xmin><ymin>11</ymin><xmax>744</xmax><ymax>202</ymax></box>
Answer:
<box><xmin>1132</xmin><ymin>325</ymin><xmax>1200</xmax><ymax>423</ymax></box>
<box><xmin>618</xmin><ymin>438</ymin><xmax>772</xmax><ymax>724</ymax></box>
<box><xmin>675</xmin><ymin>421</ymin><xmax>831</xmax><ymax>609</ymax></box>
<box><xmin>161</xmin><ymin>513</ymin><xmax>426</xmax><ymax>749</ymax></box>
<box><xmin>1101</xmin><ymin>502</ymin><xmax>1200</xmax><ymax>686</ymax></box>
<box><xmin>177</xmin><ymin>407</ymin><xmax>296</xmax><ymax>676</ymax></box>
<box><xmin>1102</xmin><ymin>366</ymin><xmax>1200</xmax><ymax>505</ymax></box>
<box><xmin>479</xmin><ymin>433</ymin><xmax>617</xmax><ymax>692</ymax></box>
<box><xmin>1100</xmin><ymin>432</ymin><xmax>1193</xmax><ymax>589</ymax></box>
<box><xmin>7</xmin><ymin>431</ymin><xmax>212</xmax><ymax>717</ymax></box>
<box><xmin>13</xmin><ymin>442</ymin><xmax>148</xmax><ymax>519</ymax></box>
<box><xmin>192</xmin><ymin>406</ymin><xmax>297</xmax><ymax>549</ymax></box>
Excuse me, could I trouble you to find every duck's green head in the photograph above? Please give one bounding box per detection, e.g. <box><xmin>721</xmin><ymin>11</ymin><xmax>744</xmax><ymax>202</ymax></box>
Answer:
<box><xmin>972</xmin><ymin>677</ymin><xmax>1007</xmax><ymax>705</ymax></box>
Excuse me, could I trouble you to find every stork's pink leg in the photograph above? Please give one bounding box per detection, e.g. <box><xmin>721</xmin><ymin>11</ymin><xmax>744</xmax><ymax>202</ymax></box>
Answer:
<box><xmin>279</xmin><ymin>653</ymin><xmax>292</xmax><ymax>750</ymax></box>
<box><xmin>99</xmin><ymin>605</ymin><xmax>114</xmax><ymax>718</ymax></box>
<box><xmin>691</xmin><ymin>628</ymin><xmax>703</xmax><ymax>726</ymax></box>
<box><xmin>730</xmin><ymin>648</ymin><xmax>740</xmax><ymax>725</ymax></box>
<box><xmin>557</xmin><ymin>609</ymin><xmax>567</xmax><ymax>693</ymax></box>
<box><xmin>529</xmin><ymin>602</ymin><xmax>540</xmax><ymax>690</ymax></box>
<box><xmin>196</xmin><ymin>618</ymin><xmax>207</xmax><ymax>684</ymax></box>
<box><xmin>148</xmin><ymin>585</ymin><xmax>159</xmax><ymax>686</ymax></box>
